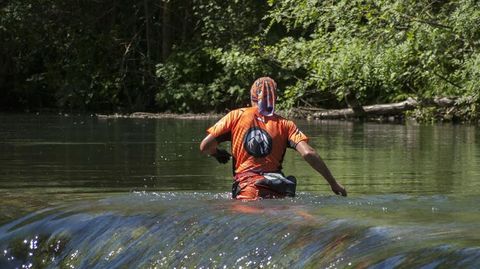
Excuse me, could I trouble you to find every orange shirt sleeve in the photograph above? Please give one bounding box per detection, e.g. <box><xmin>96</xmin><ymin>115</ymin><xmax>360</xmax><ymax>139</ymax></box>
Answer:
<box><xmin>206</xmin><ymin>110</ymin><xmax>240</xmax><ymax>141</ymax></box>
<box><xmin>285</xmin><ymin>120</ymin><xmax>308</xmax><ymax>148</ymax></box>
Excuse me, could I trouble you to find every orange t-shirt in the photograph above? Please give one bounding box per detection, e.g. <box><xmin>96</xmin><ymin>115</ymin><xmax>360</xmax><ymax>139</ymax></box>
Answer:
<box><xmin>207</xmin><ymin>107</ymin><xmax>308</xmax><ymax>175</ymax></box>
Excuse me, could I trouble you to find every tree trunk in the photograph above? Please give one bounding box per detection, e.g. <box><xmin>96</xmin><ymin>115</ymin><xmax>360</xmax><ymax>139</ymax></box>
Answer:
<box><xmin>181</xmin><ymin>0</ymin><xmax>190</xmax><ymax>43</ymax></box>
<box><xmin>161</xmin><ymin>0</ymin><xmax>171</xmax><ymax>61</ymax></box>
<box><xmin>144</xmin><ymin>0</ymin><xmax>152</xmax><ymax>62</ymax></box>
<box><xmin>345</xmin><ymin>92</ymin><xmax>366</xmax><ymax>118</ymax></box>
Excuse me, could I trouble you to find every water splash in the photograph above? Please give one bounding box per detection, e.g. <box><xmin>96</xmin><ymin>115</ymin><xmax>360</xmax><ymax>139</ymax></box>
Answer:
<box><xmin>0</xmin><ymin>192</ymin><xmax>479</xmax><ymax>268</ymax></box>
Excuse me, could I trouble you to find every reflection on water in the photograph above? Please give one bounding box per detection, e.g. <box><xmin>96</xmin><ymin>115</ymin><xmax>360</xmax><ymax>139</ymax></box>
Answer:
<box><xmin>1</xmin><ymin>115</ymin><xmax>479</xmax><ymax>196</ymax></box>
<box><xmin>0</xmin><ymin>114</ymin><xmax>480</xmax><ymax>267</ymax></box>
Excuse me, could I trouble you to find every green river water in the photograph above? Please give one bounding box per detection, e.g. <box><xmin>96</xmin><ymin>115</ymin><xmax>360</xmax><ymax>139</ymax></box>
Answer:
<box><xmin>0</xmin><ymin>114</ymin><xmax>479</xmax><ymax>268</ymax></box>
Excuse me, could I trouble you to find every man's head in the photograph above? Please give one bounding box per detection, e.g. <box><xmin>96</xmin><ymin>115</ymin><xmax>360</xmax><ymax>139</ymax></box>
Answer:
<box><xmin>250</xmin><ymin>77</ymin><xmax>277</xmax><ymax>116</ymax></box>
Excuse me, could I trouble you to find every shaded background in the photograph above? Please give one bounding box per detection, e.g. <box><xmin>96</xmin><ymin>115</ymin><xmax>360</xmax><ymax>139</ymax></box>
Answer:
<box><xmin>1</xmin><ymin>1</ymin><xmax>479</xmax><ymax>119</ymax></box>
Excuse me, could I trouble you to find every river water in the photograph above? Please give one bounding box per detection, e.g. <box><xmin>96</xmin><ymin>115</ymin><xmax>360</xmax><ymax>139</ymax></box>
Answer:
<box><xmin>0</xmin><ymin>114</ymin><xmax>479</xmax><ymax>268</ymax></box>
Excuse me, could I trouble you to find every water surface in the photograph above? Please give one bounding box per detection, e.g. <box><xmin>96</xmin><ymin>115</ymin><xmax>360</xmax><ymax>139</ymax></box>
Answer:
<box><xmin>0</xmin><ymin>114</ymin><xmax>479</xmax><ymax>268</ymax></box>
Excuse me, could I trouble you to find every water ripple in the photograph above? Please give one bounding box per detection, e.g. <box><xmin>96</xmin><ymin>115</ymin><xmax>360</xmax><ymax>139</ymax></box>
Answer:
<box><xmin>0</xmin><ymin>192</ymin><xmax>479</xmax><ymax>268</ymax></box>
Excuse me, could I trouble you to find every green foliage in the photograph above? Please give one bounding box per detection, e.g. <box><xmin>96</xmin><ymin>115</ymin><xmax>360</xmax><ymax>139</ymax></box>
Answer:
<box><xmin>265</xmin><ymin>0</ymin><xmax>480</xmax><ymax>115</ymax></box>
<box><xmin>1</xmin><ymin>0</ymin><xmax>158</xmax><ymax>111</ymax></box>
<box><xmin>154</xmin><ymin>0</ymin><xmax>272</xmax><ymax>112</ymax></box>
<box><xmin>155</xmin><ymin>44</ymin><xmax>270</xmax><ymax>112</ymax></box>
<box><xmin>1</xmin><ymin>0</ymin><xmax>479</xmax><ymax>121</ymax></box>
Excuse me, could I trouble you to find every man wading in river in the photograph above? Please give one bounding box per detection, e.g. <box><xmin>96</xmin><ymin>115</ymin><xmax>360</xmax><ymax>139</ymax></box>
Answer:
<box><xmin>200</xmin><ymin>77</ymin><xmax>347</xmax><ymax>200</ymax></box>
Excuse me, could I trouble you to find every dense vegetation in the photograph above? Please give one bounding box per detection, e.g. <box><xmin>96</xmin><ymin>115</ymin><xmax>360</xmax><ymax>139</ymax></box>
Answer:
<box><xmin>1</xmin><ymin>0</ymin><xmax>479</xmax><ymax>120</ymax></box>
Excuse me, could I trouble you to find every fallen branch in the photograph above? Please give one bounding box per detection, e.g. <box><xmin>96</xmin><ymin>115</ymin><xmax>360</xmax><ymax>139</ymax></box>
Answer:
<box><xmin>309</xmin><ymin>97</ymin><xmax>419</xmax><ymax>119</ymax></box>
<box><xmin>296</xmin><ymin>97</ymin><xmax>462</xmax><ymax>120</ymax></box>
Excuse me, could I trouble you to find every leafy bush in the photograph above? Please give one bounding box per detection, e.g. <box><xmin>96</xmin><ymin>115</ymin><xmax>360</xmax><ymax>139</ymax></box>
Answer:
<box><xmin>1</xmin><ymin>0</ymin><xmax>479</xmax><ymax>121</ymax></box>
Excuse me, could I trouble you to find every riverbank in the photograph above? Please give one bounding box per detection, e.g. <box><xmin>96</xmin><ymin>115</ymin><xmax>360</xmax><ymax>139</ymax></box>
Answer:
<box><xmin>96</xmin><ymin>112</ymin><xmax>223</xmax><ymax>120</ymax></box>
<box><xmin>289</xmin><ymin>96</ymin><xmax>480</xmax><ymax>124</ymax></box>
<box><xmin>93</xmin><ymin>97</ymin><xmax>480</xmax><ymax>124</ymax></box>
<box><xmin>3</xmin><ymin>96</ymin><xmax>478</xmax><ymax>124</ymax></box>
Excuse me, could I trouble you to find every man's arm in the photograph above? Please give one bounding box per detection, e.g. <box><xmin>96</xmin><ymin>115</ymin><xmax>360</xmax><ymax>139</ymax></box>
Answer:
<box><xmin>200</xmin><ymin>134</ymin><xmax>231</xmax><ymax>164</ymax></box>
<box><xmin>295</xmin><ymin>141</ymin><xmax>347</xmax><ymax>196</ymax></box>
<box><xmin>200</xmin><ymin>134</ymin><xmax>218</xmax><ymax>155</ymax></box>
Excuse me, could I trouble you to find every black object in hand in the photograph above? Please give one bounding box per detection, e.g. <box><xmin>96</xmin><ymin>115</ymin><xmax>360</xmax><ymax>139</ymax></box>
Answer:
<box><xmin>211</xmin><ymin>148</ymin><xmax>231</xmax><ymax>164</ymax></box>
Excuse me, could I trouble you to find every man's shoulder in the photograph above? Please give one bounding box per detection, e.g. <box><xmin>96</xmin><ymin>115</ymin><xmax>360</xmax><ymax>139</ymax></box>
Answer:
<box><xmin>228</xmin><ymin>107</ymin><xmax>254</xmax><ymax>116</ymax></box>
<box><xmin>235</xmin><ymin>107</ymin><xmax>252</xmax><ymax>112</ymax></box>
<box><xmin>219</xmin><ymin>107</ymin><xmax>252</xmax><ymax>124</ymax></box>
<box><xmin>272</xmin><ymin>113</ymin><xmax>295</xmax><ymax>125</ymax></box>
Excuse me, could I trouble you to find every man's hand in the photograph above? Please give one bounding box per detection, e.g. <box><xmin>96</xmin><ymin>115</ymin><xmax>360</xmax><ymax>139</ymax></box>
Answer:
<box><xmin>211</xmin><ymin>148</ymin><xmax>231</xmax><ymax>164</ymax></box>
<box><xmin>331</xmin><ymin>182</ymin><xmax>347</xmax><ymax>197</ymax></box>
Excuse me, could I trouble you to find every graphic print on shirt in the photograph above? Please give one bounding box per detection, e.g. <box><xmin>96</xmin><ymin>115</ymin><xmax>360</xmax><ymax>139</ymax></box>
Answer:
<box><xmin>243</xmin><ymin>127</ymin><xmax>272</xmax><ymax>157</ymax></box>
